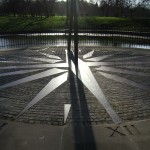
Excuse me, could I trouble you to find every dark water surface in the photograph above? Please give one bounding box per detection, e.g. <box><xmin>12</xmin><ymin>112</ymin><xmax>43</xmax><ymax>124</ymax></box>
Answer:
<box><xmin>0</xmin><ymin>34</ymin><xmax>149</xmax><ymax>50</ymax></box>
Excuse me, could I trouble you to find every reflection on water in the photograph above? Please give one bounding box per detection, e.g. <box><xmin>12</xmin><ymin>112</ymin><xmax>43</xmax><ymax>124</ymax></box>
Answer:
<box><xmin>120</xmin><ymin>44</ymin><xmax>150</xmax><ymax>49</ymax></box>
<box><xmin>0</xmin><ymin>35</ymin><xmax>149</xmax><ymax>50</ymax></box>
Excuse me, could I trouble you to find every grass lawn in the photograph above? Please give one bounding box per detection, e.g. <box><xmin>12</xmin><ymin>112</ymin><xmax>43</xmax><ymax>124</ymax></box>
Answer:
<box><xmin>79</xmin><ymin>17</ymin><xmax>150</xmax><ymax>29</ymax></box>
<box><xmin>0</xmin><ymin>16</ymin><xmax>149</xmax><ymax>32</ymax></box>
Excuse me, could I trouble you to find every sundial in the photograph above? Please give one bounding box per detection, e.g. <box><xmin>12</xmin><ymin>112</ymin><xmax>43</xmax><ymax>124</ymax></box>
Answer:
<box><xmin>0</xmin><ymin>46</ymin><xmax>150</xmax><ymax>125</ymax></box>
<box><xmin>0</xmin><ymin>0</ymin><xmax>150</xmax><ymax>125</ymax></box>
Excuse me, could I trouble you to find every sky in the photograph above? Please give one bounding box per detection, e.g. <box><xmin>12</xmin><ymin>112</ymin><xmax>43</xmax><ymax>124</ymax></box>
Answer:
<box><xmin>0</xmin><ymin>0</ymin><xmax>141</xmax><ymax>5</ymax></box>
<box><xmin>43</xmin><ymin>0</ymin><xmax>93</xmax><ymax>2</ymax></box>
<box><xmin>57</xmin><ymin>0</ymin><xmax>141</xmax><ymax>5</ymax></box>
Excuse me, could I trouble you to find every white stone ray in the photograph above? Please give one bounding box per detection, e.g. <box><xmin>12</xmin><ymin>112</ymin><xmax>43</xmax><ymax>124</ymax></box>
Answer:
<box><xmin>83</xmin><ymin>50</ymin><xmax>94</xmax><ymax>59</ymax></box>
<box><xmin>85</xmin><ymin>55</ymin><xmax>112</xmax><ymax>62</ymax></box>
<box><xmin>70</xmin><ymin>59</ymin><xmax>122</xmax><ymax>124</ymax></box>
<box><xmin>120</xmin><ymin>66</ymin><xmax>150</xmax><ymax>70</ymax></box>
<box><xmin>16</xmin><ymin>72</ymin><xmax>68</xmax><ymax>118</ymax></box>
<box><xmin>65</xmin><ymin>50</ymin><xmax>68</xmax><ymax>64</ymax></box>
<box><xmin>39</xmin><ymin>52</ymin><xmax>61</xmax><ymax>60</ymax></box>
<box><xmin>0</xmin><ymin>61</ymin><xmax>40</xmax><ymax>64</ymax></box>
<box><xmin>64</xmin><ymin>104</ymin><xmax>71</xmax><ymax>124</ymax></box>
<box><xmin>22</xmin><ymin>57</ymin><xmax>62</xmax><ymax>63</ymax></box>
<box><xmin>96</xmin><ymin>66</ymin><xmax>150</xmax><ymax>76</ymax></box>
<box><xmin>0</xmin><ymin>69</ymin><xmax>42</xmax><ymax>77</ymax></box>
<box><xmin>31</xmin><ymin>47</ymin><xmax>49</xmax><ymax>52</ymax></box>
<box><xmin>37</xmin><ymin>47</ymin><xmax>49</xmax><ymax>51</ymax></box>
<box><xmin>0</xmin><ymin>63</ymin><xmax>68</xmax><ymax>70</ymax></box>
<box><xmin>98</xmin><ymin>71</ymin><xmax>149</xmax><ymax>91</ymax></box>
<box><xmin>86</xmin><ymin>61</ymin><xmax>150</xmax><ymax>67</ymax></box>
<box><xmin>108</xmin><ymin>56</ymin><xmax>144</xmax><ymax>61</ymax></box>
<box><xmin>0</xmin><ymin>68</ymin><xmax>67</xmax><ymax>90</ymax></box>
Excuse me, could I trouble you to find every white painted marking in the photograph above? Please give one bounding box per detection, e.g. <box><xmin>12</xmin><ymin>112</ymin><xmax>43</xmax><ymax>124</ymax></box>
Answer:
<box><xmin>83</xmin><ymin>50</ymin><xmax>94</xmax><ymax>59</ymax></box>
<box><xmin>0</xmin><ymin>68</ymin><xmax>67</xmax><ymax>90</ymax></box>
<box><xmin>0</xmin><ymin>69</ymin><xmax>42</xmax><ymax>77</ymax></box>
<box><xmin>22</xmin><ymin>57</ymin><xmax>62</xmax><ymax>63</ymax></box>
<box><xmin>64</xmin><ymin>104</ymin><xmax>71</xmax><ymax>124</ymax></box>
<box><xmin>96</xmin><ymin>66</ymin><xmax>150</xmax><ymax>76</ymax></box>
<box><xmin>69</xmin><ymin>58</ymin><xmax>122</xmax><ymax>124</ymax></box>
<box><xmin>40</xmin><ymin>52</ymin><xmax>61</xmax><ymax>60</ymax></box>
<box><xmin>99</xmin><ymin>71</ymin><xmax>149</xmax><ymax>90</ymax></box>
<box><xmin>16</xmin><ymin>72</ymin><xmax>68</xmax><ymax>117</ymax></box>
<box><xmin>85</xmin><ymin>55</ymin><xmax>112</xmax><ymax>62</ymax></box>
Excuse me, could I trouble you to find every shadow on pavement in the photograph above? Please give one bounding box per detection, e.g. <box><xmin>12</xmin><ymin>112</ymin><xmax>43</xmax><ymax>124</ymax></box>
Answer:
<box><xmin>68</xmin><ymin>51</ymin><xmax>97</xmax><ymax>150</ymax></box>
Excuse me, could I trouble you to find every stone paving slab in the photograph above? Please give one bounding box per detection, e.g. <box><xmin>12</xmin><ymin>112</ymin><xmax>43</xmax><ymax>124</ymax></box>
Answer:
<box><xmin>0</xmin><ymin>119</ymin><xmax>150</xmax><ymax>150</ymax></box>
<box><xmin>0</xmin><ymin>119</ymin><xmax>63</xmax><ymax>150</ymax></box>
<box><xmin>0</xmin><ymin>46</ymin><xmax>150</xmax><ymax>125</ymax></box>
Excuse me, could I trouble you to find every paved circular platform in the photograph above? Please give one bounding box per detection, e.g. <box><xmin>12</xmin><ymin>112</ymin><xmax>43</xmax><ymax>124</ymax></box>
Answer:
<box><xmin>0</xmin><ymin>46</ymin><xmax>150</xmax><ymax>125</ymax></box>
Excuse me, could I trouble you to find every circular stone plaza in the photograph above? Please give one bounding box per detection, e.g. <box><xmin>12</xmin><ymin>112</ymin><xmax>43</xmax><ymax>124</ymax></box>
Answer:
<box><xmin>0</xmin><ymin>46</ymin><xmax>150</xmax><ymax>150</ymax></box>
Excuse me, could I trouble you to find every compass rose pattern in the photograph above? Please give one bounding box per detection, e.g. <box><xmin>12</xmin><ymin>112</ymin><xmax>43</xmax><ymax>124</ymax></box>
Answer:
<box><xmin>0</xmin><ymin>47</ymin><xmax>150</xmax><ymax>125</ymax></box>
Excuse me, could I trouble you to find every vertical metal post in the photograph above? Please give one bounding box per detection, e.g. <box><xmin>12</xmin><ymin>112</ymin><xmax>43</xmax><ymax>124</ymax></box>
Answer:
<box><xmin>67</xmin><ymin>0</ymin><xmax>79</xmax><ymax>66</ymax></box>
<box><xmin>74</xmin><ymin>0</ymin><xmax>78</xmax><ymax>66</ymax></box>
<box><xmin>67</xmin><ymin>0</ymin><xmax>73</xmax><ymax>52</ymax></box>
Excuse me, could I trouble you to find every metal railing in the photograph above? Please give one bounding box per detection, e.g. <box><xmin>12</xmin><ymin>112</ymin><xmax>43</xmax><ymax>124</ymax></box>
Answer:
<box><xmin>0</xmin><ymin>28</ymin><xmax>150</xmax><ymax>50</ymax></box>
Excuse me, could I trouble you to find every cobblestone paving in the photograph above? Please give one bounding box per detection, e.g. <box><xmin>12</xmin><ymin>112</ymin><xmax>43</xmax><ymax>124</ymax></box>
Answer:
<box><xmin>0</xmin><ymin>46</ymin><xmax>150</xmax><ymax>125</ymax></box>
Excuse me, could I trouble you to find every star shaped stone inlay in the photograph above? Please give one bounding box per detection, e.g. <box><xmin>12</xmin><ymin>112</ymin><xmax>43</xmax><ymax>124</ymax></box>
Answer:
<box><xmin>0</xmin><ymin>47</ymin><xmax>150</xmax><ymax>124</ymax></box>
